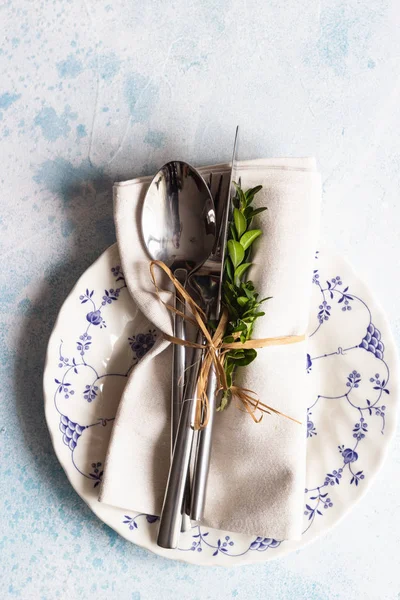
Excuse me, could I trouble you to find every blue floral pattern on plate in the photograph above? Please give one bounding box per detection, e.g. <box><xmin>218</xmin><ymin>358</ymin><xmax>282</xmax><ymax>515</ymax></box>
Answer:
<box><xmin>44</xmin><ymin>245</ymin><xmax>399</xmax><ymax>565</ymax></box>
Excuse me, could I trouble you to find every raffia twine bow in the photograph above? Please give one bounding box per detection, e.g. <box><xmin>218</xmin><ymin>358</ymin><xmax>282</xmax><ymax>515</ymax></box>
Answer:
<box><xmin>150</xmin><ymin>260</ymin><xmax>305</xmax><ymax>430</ymax></box>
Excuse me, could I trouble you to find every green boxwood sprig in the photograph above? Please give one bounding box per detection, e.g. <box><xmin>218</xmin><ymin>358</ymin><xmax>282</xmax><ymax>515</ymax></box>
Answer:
<box><xmin>217</xmin><ymin>182</ymin><xmax>270</xmax><ymax>412</ymax></box>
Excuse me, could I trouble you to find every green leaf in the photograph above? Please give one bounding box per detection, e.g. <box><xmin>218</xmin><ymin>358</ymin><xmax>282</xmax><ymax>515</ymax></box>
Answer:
<box><xmin>243</xmin><ymin>285</ymin><xmax>255</xmax><ymax>300</ymax></box>
<box><xmin>225</xmin><ymin>359</ymin><xmax>235</xmax><ymax>373</ymax></box>
<box><xmin>234</xmin><ymin>182</ymin><xmax>246</xmax><ymax>209</ymax></box>
<box><xmin>247</xmin><ymin>206</ymin><xmax>268</xmax><ymax>219</ymax></box>
<box><xmin>225</xmin><ymin>361</ymin><xmax>235</xmax><ymax>388</ymax></box>
<box><xmin>223</xmin><ymin>335</ymin><xmax>235</xmax><ymax>343</ymax></box>
<box><xmin>243</xmin><ymin>306</ymin><xmax>265</xmax><ymax>317</ymax></box>
<box><xmin>245</xmin><ymin>185</ymin><xmax>263</xmax><ymax>202</ymax></box>
<box><xmin>240</xmin><ymin>229</ymin><xmax>262</xmax><ymax>250</ymax></box>
<box><xmin>229</xmin><ymin>223</ymin><xmax>238</xmax><ymax>241</ymax></box>
<box><xmin>237</xmin><ymin>296</ymin><xmax>249</xmax><ymax>307</ymax></box>
<box><xmin>217</xmin><ymin>391</ymin><xmax>230</xmax><ymax>412</ymax></box>
<box><xmin>223</xmin><ymin>301</ymin><xmax>239</xmax><ymax>321</ymax></box>
<box><xmin>225</xmin><ymin>280</ymin><xmax>236</xmax><ymax>293</ymax></box>
<box><xmin>233</xmin><ymin>208</ymin><xmax>247</xmax><ymax>238</ymax></box>
<box><xmin>225</xmin><ymin>257</ymin><xmax>234</xmax><ymax>282</ymax></box>
<box><xmin>234</xmin><ymin>262</ymin><xmax>252</xmax><ymax>284</ymax></box>
<box><xmin>243</xmin><ymin>246</ymin><xmax>252</xmax><ymax>263</ymax></box>
<box><xmin>230</xmin><ymin>352</ymin><xmax>246</xmax><ymax>361</ymax></box>
<box><xmin>207</xmin><ymin>319</ymin><xmax>217</xmax><ymax>331</ymax></box>
<box><xmin>234</xmin><ymin>348</ymin><xmax>257</xmax><ymax>367</ymax></box>
<box><xmin>227</xmin><ymin>240</ymin><xmax>244</xmax><ymax>268</ymax></box>
<box><xmin>233</xmin><ymin>322</ymin><xmax>247</xmax><ymax>332</ymax></box>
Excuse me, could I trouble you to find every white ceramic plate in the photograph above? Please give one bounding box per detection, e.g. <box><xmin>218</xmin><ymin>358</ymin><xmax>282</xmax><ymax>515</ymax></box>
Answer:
<box><xmin>43</xmin><ymin>245</ymin><xmax>399</xmax><ymax>565</ymax></box>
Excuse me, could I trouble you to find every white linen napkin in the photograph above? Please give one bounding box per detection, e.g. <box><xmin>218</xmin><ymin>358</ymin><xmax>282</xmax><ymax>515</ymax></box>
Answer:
<box><xmin>99</xmin><ymin>158</ymin><xmax>321</xmax><ymax>540</ymax></box>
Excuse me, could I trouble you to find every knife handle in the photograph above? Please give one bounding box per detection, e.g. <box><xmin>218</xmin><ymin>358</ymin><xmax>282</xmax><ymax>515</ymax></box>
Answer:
<box><xmin>190</xmin><ymin>363</ymin><xmax>218</xmax><ymax>521</ymax></box>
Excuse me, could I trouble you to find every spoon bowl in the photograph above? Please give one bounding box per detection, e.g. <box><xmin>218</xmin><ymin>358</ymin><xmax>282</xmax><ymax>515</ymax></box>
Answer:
<box><xmin>142</xmin><ymin>161</ymin><xmax>216</xmax><ymax>274</ymax></box>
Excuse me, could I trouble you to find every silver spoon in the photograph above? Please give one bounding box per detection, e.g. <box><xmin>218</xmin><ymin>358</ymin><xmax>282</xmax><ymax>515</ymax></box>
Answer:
<box><xmin>141</xmin><ymin>161</ymin><xmax>216</xmax><ymax>535</ymax></box>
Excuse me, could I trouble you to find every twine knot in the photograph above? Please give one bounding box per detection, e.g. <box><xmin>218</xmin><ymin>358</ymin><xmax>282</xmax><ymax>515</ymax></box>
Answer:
<box><xmin>150</xmin><ymin>260</ymin><xmax>304</xmax><ymax>429</ymax></box>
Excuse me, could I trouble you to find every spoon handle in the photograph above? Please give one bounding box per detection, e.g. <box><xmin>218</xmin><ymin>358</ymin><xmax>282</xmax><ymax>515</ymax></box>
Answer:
<box><xmin>171</xmin><ymin>289</ymin><xmax>185</xmax><ymax>447</ymax></box>
<box><xmin>157</xmin><ymin>391</ymin><xmax>197</xmax><ymax>548</ymax></box>
<box><xmin>157</xmin><ymin>328</ymin><xmax>203</xmax><ymax>548</ymax></box>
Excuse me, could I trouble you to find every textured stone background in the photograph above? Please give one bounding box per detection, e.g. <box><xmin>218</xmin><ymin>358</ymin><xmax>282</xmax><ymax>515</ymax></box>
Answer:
<box><xmin>1</xmin><ymin>1</ymin><xmax>400</xmax><ymax>598</ymax></box>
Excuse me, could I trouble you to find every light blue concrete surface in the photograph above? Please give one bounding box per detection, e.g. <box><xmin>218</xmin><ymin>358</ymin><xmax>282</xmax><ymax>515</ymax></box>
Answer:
<box><xmin>1</xmin><ymin>1</ymin><xmax>400</xmax><ymax>598</ymax></box>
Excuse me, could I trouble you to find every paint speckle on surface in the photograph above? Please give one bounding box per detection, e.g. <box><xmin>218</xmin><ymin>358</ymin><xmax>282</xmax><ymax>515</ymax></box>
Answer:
<box><xmin>95</xmin><ymin>53</ymin><xmax>121</xmax><ymax>80</ymax></box>
<box><xmin>92</xmin><ymin>558</ymin><xmax>103</xmax><ymax>569</ymax></box>
<box><xmin>56</xmin><ymin>54</ymin><xmax>83</xmax><ymax>79</ymax></box>
<box><xmin>124</xmin><ymin>73</ymin><xmax>159</xmax><ymax>123</ymax></box>
<box><xmin>0</xmin><ymin>92</ymin><xmax>21</xmax><ymax>110</ymax></box>
<box><xmin>144</xmin><ymin>129</ymin><xmax>166</xmax><ymax>149</ymax></box>
<box><xmin>368</xmin><ymin>59</ymin><xmax>376</xmax><ymax>69</ymax></box>
<box><xmin>76</xmin><ymin>123</ymin><xmax>87</xmax><ymax>139</ymax></box>
<box><xmin>317</xmin><ymin>3</ymin><xmax>351</xmax><ymax>75</ymax></box>
<box><xmin>33</xmin><ymin>157</ymin><xmax>110</xmax><ymax>205</ymax></box>
<box><xmin>34</xmin><ymin>105</ymin><xmax>77</xmax><ymax>141</ymax></box>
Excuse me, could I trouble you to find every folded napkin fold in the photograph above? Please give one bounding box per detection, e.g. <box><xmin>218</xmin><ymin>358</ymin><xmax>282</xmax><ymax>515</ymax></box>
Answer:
<box><xmin>99</xmin><ymin>158</ymin><xmax>321</xmax><ymax>540</ymax></box>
